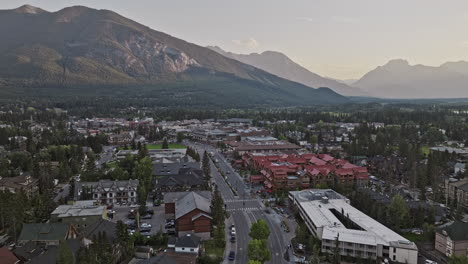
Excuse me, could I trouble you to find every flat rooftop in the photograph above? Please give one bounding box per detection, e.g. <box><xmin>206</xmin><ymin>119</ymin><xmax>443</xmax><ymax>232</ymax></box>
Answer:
<box><xmin>291</xmin><ymin>189</ymin><xmax>417</xmax><ymax>249</ymax></box>
<box><xmin>52</xmin><ymin>205</ymin><xmax>106</xmax><ymax>218</ymax></box>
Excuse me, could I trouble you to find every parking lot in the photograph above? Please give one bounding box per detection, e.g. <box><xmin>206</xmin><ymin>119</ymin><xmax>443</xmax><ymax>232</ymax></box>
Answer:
<box><xmin>110</xmin><ymin>204</ymin><xmax>166</xmax><ymax>236</ymax></box>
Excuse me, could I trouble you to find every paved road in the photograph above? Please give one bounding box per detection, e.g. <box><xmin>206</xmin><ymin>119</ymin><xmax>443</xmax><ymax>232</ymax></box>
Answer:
<box><xmin>188</xmin><ymin>141</ymin><xmax>289</xmax><ymax>264</ymax></box>
<box><xmin>53</xmin><ymin>184</ymin><xmax>70</xmax><ymax>203</ymax></box>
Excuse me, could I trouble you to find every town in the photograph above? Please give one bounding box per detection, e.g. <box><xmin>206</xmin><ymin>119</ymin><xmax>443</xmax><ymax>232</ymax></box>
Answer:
<box><xmin>0</xmin><ymin>104</ymin><xmax>467</xmax><ymax>264</ymax></box>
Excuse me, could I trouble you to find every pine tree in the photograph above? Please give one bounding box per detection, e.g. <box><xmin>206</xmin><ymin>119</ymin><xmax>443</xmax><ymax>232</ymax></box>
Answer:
<box><xmin>202</xmin><ymin>151</ymin><xmax>211</xmax><ymax>189</ymax></box>
<box><xmin>57</xmin><ymin>240</ymin><xmax>75</xmax><ymax>264</ymax></box>
<box><xmin>162</xmin><ymin>138</ymin><xmax>169</xmax><ymax>149</ymax></box>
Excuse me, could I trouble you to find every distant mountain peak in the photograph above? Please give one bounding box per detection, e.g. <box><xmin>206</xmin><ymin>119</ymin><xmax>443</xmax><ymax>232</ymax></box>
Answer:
<box><xmin>355</xmin><ymin>58</ymin><xmax>468</xmax><ymax>98</ymax></box>
<box><xmin>385</xmin><ymin>59</ymin><xmax>410</xmax><ymax>67</ymax></box>
<box><xmin>14</xmin><ymin>4</ymin><xmax>46</xmax><ymax>14</ymax></box>
<box><xmin>207</xmin><ymin>45</ymin><xmax>367</xmax><ymax>96</ymax></box>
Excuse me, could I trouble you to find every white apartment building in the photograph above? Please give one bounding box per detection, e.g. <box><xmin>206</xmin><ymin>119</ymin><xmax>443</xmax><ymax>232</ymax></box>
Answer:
<box><xmin>289</xmin><ymin>189</ymin><xmax>418</xmax><ymax>264</ymax></box>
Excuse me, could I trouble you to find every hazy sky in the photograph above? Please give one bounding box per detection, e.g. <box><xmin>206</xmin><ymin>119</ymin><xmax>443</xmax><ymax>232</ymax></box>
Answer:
<box><xmin>2</xmin><ymin>0</ymin><xmax>468</xmax><ymax>79</ymax></box>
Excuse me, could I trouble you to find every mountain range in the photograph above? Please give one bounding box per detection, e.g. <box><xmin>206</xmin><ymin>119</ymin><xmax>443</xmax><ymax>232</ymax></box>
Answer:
<box><xmin>208</xmin><ymin>46</ymin><xmax>366</xmax><ymax>96</ymax></box>
<box><xmin>353</xmin><ymin>59</ymin><xmax>468</xmax><ymax>98</ymax></box>
<box><xmin>0</xmin><ymin>5</ymin><xmax>348</xmax><ymax>107</ymax></box>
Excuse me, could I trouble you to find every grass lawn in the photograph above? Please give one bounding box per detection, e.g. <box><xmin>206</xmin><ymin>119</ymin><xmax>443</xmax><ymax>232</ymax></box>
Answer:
<box><xmin>118</xmin><ymin>143</ymin><xmax>186</xmax><ymax>151</ymax></box>
<box><xmin>402</xmin><ymin>233</ymin><xmax>424</xmax><ymax>242</ymax></box>
<box><xmin>421</xmin><ymin>146</ymin><xmax>430</xmax><ymax>156</ymax></box>
<box><xmin>203</xmin><ymin>240</ymin><xmax>225</xmax><ymax>259</ymax></box>
<box><xmin>146</xmin><ymin>143</ymin><xmax>186</xmax><ymax>150</ymax></box>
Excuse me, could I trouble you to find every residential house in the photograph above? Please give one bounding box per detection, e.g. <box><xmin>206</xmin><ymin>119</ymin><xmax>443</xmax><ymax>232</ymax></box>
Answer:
<box><xmin>174</xmin><ymin>234</ymin><xmax>201</xmax><ymax>254</ymax></box>
<box><xmin>81</xmin><ymin>220</ymin><xmax>117</xmax><ymax>248</ymax></box>
<box><xmin>0</xmin><ymin>175</ymin><xmax>38</xmax><ymax>196</ymax></box>
<box><xmin>17</xmin><ymin>223</ymin><xmax>78</xmax><ymax>247</ymax></box>
<box><xmin>435</xmin><ymin>220</ymin><xmax>468</xmax><ymax>257</ymax></box>
<box><xmin>108</xmin><ymin>132</ymin><xmax>134</xmax><ymax>146</ymax></box>
<box><xmin>75</xmin><ymin>179</ymin><xmax>139</xmax><ymax>205</ymax></box>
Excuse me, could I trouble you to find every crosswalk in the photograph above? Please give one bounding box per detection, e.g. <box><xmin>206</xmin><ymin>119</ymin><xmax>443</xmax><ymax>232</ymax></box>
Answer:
<box><xmin>226</xmin><ymin>207</ymin><xmax>260</xmax><ymax>212</ymax></box>
<box><xmin>224</xmin><ymin>199</ymin><xmax>258</xmax><ymax>203</ymax></box>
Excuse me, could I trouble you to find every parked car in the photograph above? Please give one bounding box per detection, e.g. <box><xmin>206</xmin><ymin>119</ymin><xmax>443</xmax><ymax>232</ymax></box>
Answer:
<box><xmin>145</xmin><ymin>209</ymin><xmax>155</xmax><ymax>215</ymax></box>
<box><xmin>230</xmin><ymin>236</ymin><xmax>236</xmax><ymax>243</ymax></box>
<box><xmin>228</xmin><ymin>251</ymin><xmax>235</xmax><ymax>261</ymax></box>
<box><xmin>141</xmin><ymin>214</ymin><xmax>152</xmax><ymax>219</ymax></box>
<box><xmin>141</xmin><ymin>223</ymin><xmax>152</xmax><ymax>229</ymax></box>
<box><xmin>106</xmin><ymin>204</ymin><xmax>113</xmax><ymax>210</ymax></box>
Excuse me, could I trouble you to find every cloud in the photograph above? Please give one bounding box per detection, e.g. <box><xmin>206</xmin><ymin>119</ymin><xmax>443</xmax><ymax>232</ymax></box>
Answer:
<box><xmin>232</xmin><ymin>37</ymin><xmax>260</xmax><ymax>49</ymax></box>
<box><xmin>296</xmin><ymin>16</ymin><xmax>314</xmax><ymax>23</ymax></box>
<box><xmin>331</xmin><ymin>16</ymin><xmax>358</xmax><ymax>24</ymax></box>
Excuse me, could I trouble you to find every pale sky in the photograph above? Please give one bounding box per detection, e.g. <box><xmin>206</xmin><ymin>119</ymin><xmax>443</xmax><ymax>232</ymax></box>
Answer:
<box><xmin>2</xmin><ymin>0</ymin><xmax>468</xmax><ymax>79</ymax></box>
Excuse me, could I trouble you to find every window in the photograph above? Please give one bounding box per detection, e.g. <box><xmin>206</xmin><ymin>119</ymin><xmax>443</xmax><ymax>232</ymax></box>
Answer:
<box><xmin>190</xmin><ymin>249</ymin><xmax>194</xmax><ymax>252</ymax></box>
<box><xmin>182</xmin><ymin>248</ymin><xmax>185</xmax><ymax>250</ymax></box>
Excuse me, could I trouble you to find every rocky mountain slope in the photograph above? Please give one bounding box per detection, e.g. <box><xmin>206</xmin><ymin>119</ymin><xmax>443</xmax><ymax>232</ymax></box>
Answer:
<box><xmin>0</xmin><ymin>5</ymin><xmax>349</xmax><ymax>106</ymax></box>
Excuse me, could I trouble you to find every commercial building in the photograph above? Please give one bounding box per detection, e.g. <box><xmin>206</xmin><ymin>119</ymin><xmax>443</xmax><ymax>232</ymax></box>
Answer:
<box><xmin>289</xmin><ymin>189</ymin><xmax>418</xmax><ymax>264</ymax></box>
<box><xmin>243</xmin><ymin>153</ymin><xmax>368</xmax><ymax>191</ymax></box>
<box><xmin>164</xmin><ymin>191</ymin><xmax>212</xmax><ymax>239</ymax></box>
<box><xmin>51</xmin><ymin>204</ymin><xmax>107</xmax><ymax>230</ymax></box>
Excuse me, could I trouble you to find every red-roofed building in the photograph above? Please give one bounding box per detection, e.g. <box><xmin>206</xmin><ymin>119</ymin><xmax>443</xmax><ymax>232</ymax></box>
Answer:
<box><xmin>243</xmin><ymin>153</ymin><xmax>368</xmax><ymax>191</ymax></box>
<box><xmin>0</xmin><ymin>246</ymin><xmax>20</xmax><ymax>264</ymax></box>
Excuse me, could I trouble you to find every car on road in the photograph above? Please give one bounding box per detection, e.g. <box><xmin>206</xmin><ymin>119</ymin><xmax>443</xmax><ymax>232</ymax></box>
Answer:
<box><xmin>230</xmin><ymin>236</ymin><xmax>236</xmax><ymax>243</ymax></box>
<box><xmin>130</xmin><ymin>204</ymin><xmax>138</xmax><ymax>208</ymax></box>
<box><xmin>228</xmin><ymin>251</ymin><xmax>235</xmax><ymax>261</ymax></box>
<box><xmin>145</xmin><ymin>209</ymin><xmax>154</xmax><ymax>215</ymax></box>
<box><xmin>106</xmin><ymin>204</ymin><xmax>113</xmax><ymax>209</ymax></box>
<box><xmin>230</xmin><ymin>225</ymin><xmax>236</xmax><ymax>236</ymax></box>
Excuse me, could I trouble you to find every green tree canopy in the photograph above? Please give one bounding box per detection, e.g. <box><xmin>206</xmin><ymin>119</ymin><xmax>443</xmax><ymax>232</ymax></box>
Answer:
<box><xmin>248</xmin><ymin>239</ymin><xmax>271</xmax><ymax>263</ymax></box>
<box><xmin>249</xmin><ymin>219</ymin><xmax>270</xmax><ymax>240</ymax></box>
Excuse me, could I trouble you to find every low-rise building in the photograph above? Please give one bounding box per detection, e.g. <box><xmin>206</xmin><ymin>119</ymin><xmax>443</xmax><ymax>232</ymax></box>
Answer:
<box><xmin>51</xmin><ymin>204</ymin><xmax>107</xmax><ymax>230</ymax></box>
<box><xmin>0</xmin><ymin>246</ymin><xmax>20</xmax><ymax>264</ymax></box>
<box><xmin>17</xmin><ymin>223</ymin><xmax>78</xmax><ymax>247</ymax></box>
<box><xmin>174</xmin><ymin>234</ymin><xmax>201</xmax><ymax>254</ymax></box>
<box><xmin>75</xmin><ymin>179</ymin><xmax>139</xmax><ymax>205</ymax></box>
<box><xmin>445</xmin><ymin>178</ymin><xmax>468</xmax><ymax>211</ymax></box>
<box><xmin>164</xmin><ymin>191</ymin><xmax>212</xmax><ymax>239</ymax></box>
<box><xmin>289</xmin><ymin>189</ymin><xmax>418</xmax><ymax>264</ymax></box>
<box><xmin>435</xmin><ymin>220</ymin><xmax>468</xmax><ymax>257</ymax></box>
<box><xmin>0</xmin><ymin>175</ymin><xmax>38</xmax><ymax>196</ymax></box>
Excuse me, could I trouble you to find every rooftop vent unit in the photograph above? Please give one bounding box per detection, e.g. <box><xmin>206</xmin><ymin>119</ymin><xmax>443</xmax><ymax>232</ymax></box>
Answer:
<box><xmin>321</xmin><ymin>197</ymin><xmax>329</xmax><ymax>204</ymax></box>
